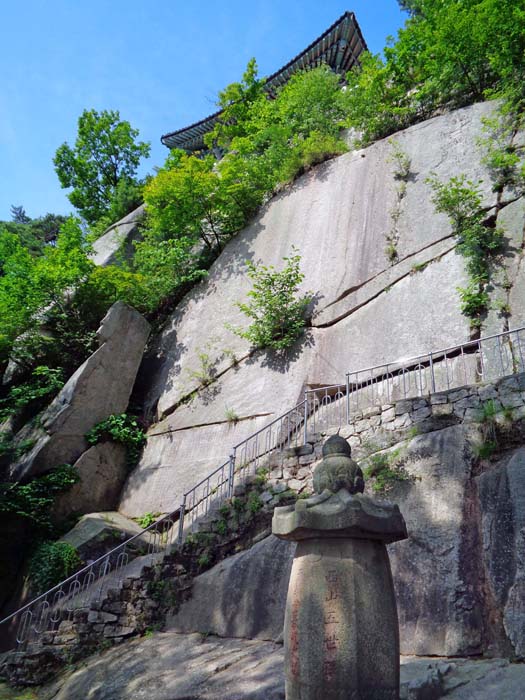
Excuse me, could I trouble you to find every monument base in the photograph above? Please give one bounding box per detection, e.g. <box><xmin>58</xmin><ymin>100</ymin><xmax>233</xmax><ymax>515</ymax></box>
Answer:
<box><xmin>284</xmin><ymin>537</ymin><xmax>400</xmax><ymax>700</ymax></box>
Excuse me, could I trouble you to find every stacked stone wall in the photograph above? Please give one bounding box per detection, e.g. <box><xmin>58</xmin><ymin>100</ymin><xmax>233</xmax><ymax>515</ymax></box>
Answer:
<box><xmin>265</xmin><ymin>373</ymin><xmax>525</xmax><ymax>497</ymax></box>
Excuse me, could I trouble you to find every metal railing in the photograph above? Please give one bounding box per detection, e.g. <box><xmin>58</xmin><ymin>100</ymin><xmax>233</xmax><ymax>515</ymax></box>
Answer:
<box><xmin>2</xmin><ymin>325</ymin><xmax>525</xmax><ymax>652</ymax></box>
<box><xmin>178</xmin><ymin>400</ymin><xmax>308</xmax><ymax>540</ymax></box>
<box><xmin>0</xmin><ymin>509</ymin><xmax>179</xmax><ymax>649</ymax></box>
<box><xmin>307</xmin><ymin>326</ymin><xmax>525</xmax><ymax>432</ymax></box>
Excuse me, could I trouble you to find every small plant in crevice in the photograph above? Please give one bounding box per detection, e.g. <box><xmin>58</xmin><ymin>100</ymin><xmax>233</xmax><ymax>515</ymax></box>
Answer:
<box><xmin>246</xmin><ymin>490</ymin><xmax>263</xmax><ymax>515</ymax></box>
<box><xmin>197</xmin><ymin>552</ymin><xmax>210</xmax><ymax>568</ymax></box>
<box><xmin>493</xmin><ymin>298</ymin><xmax>511</xmax><ymax>318</ymax></box>
<box><xmin>222</xmin><ymin>348</ymin><xmax>239</xmax><ymax>366</ymax></box>
<box><xmin>479</xmin><ymin>111</ymin><xmax>525</xmax><ymax>195</ymax></box>
<box><xmin>427</xmin><ymin>174</ymin><xmax>504</xmax><ymax>329</ymax></box>
<box><xmin>472</xmin><ymin>398</ymin><xmax>515</xmax><ymax>460</ymax></box>
<box><xmin>228</xmin><ymin>248</ymin><xmax>312</xmax><ymax>352</ymax></box>
<box><xmin>384</xmin><ymin>239</ymin><xmax>399</xmax><ymax>264</ymax></box>
<box><xmin>385</xmin><ymin>140</ymin><xmax>411</xmax><ymax>266</ymax></box>
<box><xmin>253</xmin><ymin>467</ymin><xmax>269</xmax><ymax>487</ymax></box>
<box><xmin>86</xmin><ymin>413</ymin><xmax>146</xmax><ymax>468</ymax></box>
<box><xmin>362</xmin><ymin>448</ymin><xmax>413</xmax><ymax>494</ymax></box>
<box><xmin>411</xmin><ymin>261</ymin><xmax>429</xmax><ymax>274</ymax></box>
<box><xmin>388</xmin><ymin>139</ymin><xmax>411</xmax><ymax>181</ymax></box>
<box><xmin>473</xmin><ymin>440</ymin><xmax>498</xmax><ymax>460</ymax></box>
<box><xmin>406</xmin><ymin>425</ymin><xmax>420</xmax><ymax>439</ymax></box>
<box><xmin>187</xmin><ymin>349</ymin><xmax>216</xmax><ymax>388</ymax></box>
<box><xmin>225</xmin><ymin>407</ymin><xmax>239</xmax><ymax>424</ymax></box>
<box><xmin>215</xmin><ymin>518</ymin><xmax>228</xmax><ymax>536</ymax></box>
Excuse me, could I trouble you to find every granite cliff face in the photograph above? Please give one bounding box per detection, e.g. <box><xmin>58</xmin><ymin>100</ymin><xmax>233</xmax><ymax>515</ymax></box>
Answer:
<box><xmin>119</xmin><ymin>100</ymin><xmax>525</xmax><ymax>518</ymax></box>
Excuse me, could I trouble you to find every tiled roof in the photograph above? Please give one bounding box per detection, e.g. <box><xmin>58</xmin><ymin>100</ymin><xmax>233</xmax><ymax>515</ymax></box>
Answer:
<box><xmin>161</xmin><ymin>11</ymin><xmax>367</xmax><ymax>151</ymax></box>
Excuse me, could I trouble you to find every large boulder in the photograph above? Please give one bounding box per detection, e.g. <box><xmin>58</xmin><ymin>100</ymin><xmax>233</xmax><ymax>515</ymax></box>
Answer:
<box><xmin>53</xmin><ymin>442</ymin><xmax>128</xmax><ymax>523</ymax></box>
<box><xmin>168</xmin><ymin>535</ymin><xmax>295</xmax><ymax>641</ymax></box>
<box><xmin>59</xmin><ymin>511</ymin><xmax>152</xmax><ymax>563</ymax></box>
<box><xmin>477</xmin><ymin>447</ymin><xmax>525</xmax><ymax>659</ymax></box>
<box><xmin>9</xmin><ymin>302</ymin><xmax>150</xmax><ymax>482</ymax></box>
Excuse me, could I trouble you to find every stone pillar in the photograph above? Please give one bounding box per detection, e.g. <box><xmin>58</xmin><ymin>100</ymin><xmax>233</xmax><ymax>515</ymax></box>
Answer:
<box><xmin>273</xmin><ymin>435</ymin><xmax>408</xmax><ymax>700</ymax></box>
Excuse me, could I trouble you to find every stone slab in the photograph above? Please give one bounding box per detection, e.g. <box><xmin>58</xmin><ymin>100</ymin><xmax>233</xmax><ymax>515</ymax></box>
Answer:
<box><xmin>119</xmin><ymin>415</ymin><xmax>273</xmax><ymax>517</ymax></box>
<box><xmin>477</xmin><ymin>447</ymin><xmax>525</xmax><ymax>658</ymax></box>
<box><xmin>60</xmin><ymin>511</ymin><xmax>151</xmax><ymax>563</ymax></box>
<box><xmin>53</xmin><ymin>442</ymin><xmax>128</xmax><ymax>523</ymax></box>
<box><xmin>168</xmin><ymin>535</ymin><xmax>295</xmax><ymax>641</ymax></box>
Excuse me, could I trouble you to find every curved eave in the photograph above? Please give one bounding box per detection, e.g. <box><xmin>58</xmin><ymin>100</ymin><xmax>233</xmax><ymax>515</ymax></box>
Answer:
<box><xmin>161</xmin><ymin>10</ymin><xmax>367</xmax><ymax>152</ymax></box>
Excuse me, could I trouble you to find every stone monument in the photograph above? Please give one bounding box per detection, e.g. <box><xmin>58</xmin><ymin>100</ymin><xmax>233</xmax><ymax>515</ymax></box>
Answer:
<box><xmin>272</xmin><ymin>434</ymin><xmax>408</xmax><ymax>700</ymax></box>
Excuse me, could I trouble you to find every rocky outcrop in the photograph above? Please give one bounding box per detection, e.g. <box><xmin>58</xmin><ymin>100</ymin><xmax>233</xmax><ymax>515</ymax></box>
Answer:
<box><xmin>91</xmin><ymin>205</ymin><xmax>144</xmax><ymax>267</ymax></box>
<box><xmin>145</xmin><ymin>103</ymin><xmax>496</xmax><ymax>421</ymax></box>
<box><xmin>388</xmin><ymin>425</ymin><xmax>483</xmax><ymax>657</ymax></box>
<box><xmin>121</xmin><ymin>100</ymin><xmax>525</xmax><ymax>519</ymax></box>
<box><xmin>168</xmin><ymin>535</ymin><xmax>295</xmax><ymax>641</ymax></box>
<box><xmin>9</xmin><ymin>302</ymin><xmax>150</xmax><ymax>482</ymax></box>
<box><xmin>477</xmin><ymin>447</ymin><xmax>525</xmax><ymax>659</ymax></box>
<box><xmin>59</xmin><ymin>511</ymin><xmax>152</xmax><ymax>562</ymax></box>
<box><xmin>29</xmin><ymin>631</ymin><xmax>525</xmax><ymax>700</ymax></box>
<box><xmin>163</xmin><ymin>373</ymin><xmax>525</xmax><ymax>658</ymax></box>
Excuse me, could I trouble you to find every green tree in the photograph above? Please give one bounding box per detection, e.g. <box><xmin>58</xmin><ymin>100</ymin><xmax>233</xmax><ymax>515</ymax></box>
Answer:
<box><xmin>53</xmin><ymin>109</ymin><xmax>150</xmax><ymax>225</ymax></box>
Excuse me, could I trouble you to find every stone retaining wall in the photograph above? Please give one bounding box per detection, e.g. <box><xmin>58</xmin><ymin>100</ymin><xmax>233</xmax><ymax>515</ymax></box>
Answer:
<box><xmin>263</xmin><ymin>373</ymin><xmax>525</xmax><ymax>497</ymax></box>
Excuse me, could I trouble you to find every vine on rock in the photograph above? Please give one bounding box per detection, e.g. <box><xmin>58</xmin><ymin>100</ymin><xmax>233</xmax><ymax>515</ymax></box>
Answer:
<box><xmin>427</xmin><ymin>175</ymin><xmax>503</xmax><ymax>329</ymax></box>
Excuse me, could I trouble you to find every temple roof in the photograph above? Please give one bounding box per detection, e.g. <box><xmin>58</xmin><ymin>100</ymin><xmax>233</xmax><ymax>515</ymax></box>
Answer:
<box><xmin>160</xmin><ymin>11</ymin><xmax>367</xmax><ymax>152</ymax></box>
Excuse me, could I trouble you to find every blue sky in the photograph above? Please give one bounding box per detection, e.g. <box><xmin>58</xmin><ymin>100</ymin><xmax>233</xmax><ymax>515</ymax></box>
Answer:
<box><xmin>0</xmin><ymin>1</ymin><xmax>406</xmax><ymax>221</ymax></box>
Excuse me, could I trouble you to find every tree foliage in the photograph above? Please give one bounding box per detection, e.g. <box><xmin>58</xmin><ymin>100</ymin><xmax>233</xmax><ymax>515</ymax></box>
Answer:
<box><xmin>86</xmin><ymin>413</ymin><xmax>146</xmax><ymax>467</ymax></box>
<box><xmin>345</xmin><ymin>0</ymin><xmax>525</xmax><ymax>144</ymax></box>
<box><xmin>138</xmin><ymin>64</ymin><xmax>348</xmax><ymax>312</ymax></box>
<box><xmin>0</xmin><ymin>464</ymin><xmax>79</xmax><ymax>532</ymax></box>
<box><xmin>0</xmin><ymin>203</ymin><xmax>179</xmax><ymax>378</ymax></box>
<box><xmin>54</xmin><ymin>109</ymin><xmax>150</xmax><ymax>225</ymax></box>
<box><xmin>28</xmin><ymin>541</ymin><xmax>82</xmax><ymax>594</ymax></box>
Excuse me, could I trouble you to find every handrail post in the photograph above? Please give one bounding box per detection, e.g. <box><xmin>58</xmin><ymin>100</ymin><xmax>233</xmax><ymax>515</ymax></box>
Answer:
<box><xmin>303</xmin><ymin>398</ymin><xmax>309</xmax><ymax>445</ymax></box>
<box><xmin>228</xmin><ymin>450</ymin><xmax>236</xmax><ymax>498</ymax></box>
<box><xmin>345</xmin><ymin>373</ymin><xmax>350</xmax><ymax>424</ymax></box>
<box><xmin>178</xmin><ymin>496</ymin><xmax>186</xmax><ymax>546</ymax></box>
<box><xmin>429</xmin><ymin>352</ymin><xmax>436</xmax><ymax>394</ymax></box>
